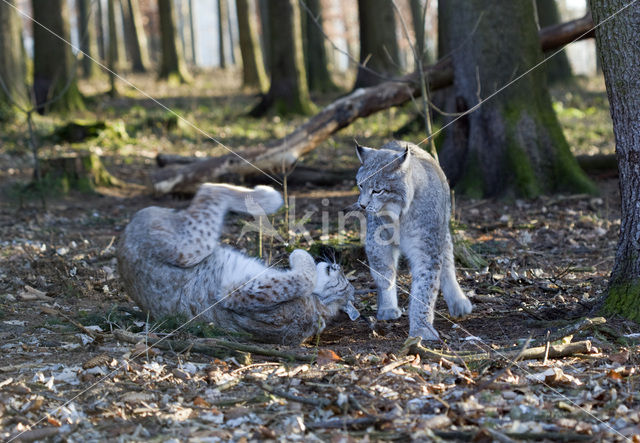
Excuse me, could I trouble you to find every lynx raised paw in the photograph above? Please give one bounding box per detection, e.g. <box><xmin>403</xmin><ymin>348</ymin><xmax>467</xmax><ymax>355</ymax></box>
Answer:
<box><xmin>447</xmin><ymin>294</ymin><xmax>473</xmax><ymax>318</ymax></box>
<box><xmin>377</xmin><ymin>307</ymin><xmax>402</xmax><ymax>321</ymax></box>
<box><xmin>410</xmin><ymin>324</ymin><xmax>440</xmax><ymax>341</ymax></box>
<box><xmin>289</xmin><ymin>249</ymin><xmax>316</xmax><ymax>272</ymax></box>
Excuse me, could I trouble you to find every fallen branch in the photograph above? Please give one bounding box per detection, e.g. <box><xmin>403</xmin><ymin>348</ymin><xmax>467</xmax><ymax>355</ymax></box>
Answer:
<box><xmin>151</xmin><ymin>15</ymin><xmax>595</xmax><ymax>194</ymax></box>
<box><xmin>254</xmin><ymin>380</ymin><xmax>331</xmax><ymax>407</ymax></box>
<box><xmin>113</xmin><ymin>329</ymin><xmax>315</xmax><ymax>363</ymax></box>
<box><xmin>405</xmin><ymin>337</ymin><xmax>592</xmax><ymax>365</ymax></box>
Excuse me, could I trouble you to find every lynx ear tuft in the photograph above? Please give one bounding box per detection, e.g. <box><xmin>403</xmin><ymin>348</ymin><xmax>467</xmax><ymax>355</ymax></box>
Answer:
<box><xmin>395</xmin><ymin>146</ymin><xmax>410</xmax><ymax>169</ymax></box>
<box><xmin>356</xmin><ymin>143</ymin><xmax>372</xmax><ymax>164</ymax></box>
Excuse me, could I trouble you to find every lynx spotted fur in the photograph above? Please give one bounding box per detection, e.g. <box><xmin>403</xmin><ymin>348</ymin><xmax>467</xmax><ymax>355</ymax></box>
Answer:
<box><xmin>356</xmin><ymin>141</ymin><xmax>472</xmax><ymax>341</ymax></box>
<box><xmin>117</xmin><ymin>183</ymin><xmax>358</xmax><ymax>345</ymax></box>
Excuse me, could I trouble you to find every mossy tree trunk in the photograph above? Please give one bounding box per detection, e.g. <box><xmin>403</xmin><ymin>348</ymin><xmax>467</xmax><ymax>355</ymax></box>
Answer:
<box><xmin>121</xmin><ymin>0</ymin><xmax>149</xmax><ymax>72</ymax></box>
<box><xmin>591</xmin><ymin>0</ymin><xmax>640</xmax><ymax>322</ymax></box>
<box><xmin>302</xmin><ymin>0</ymin><xmax>338</xmax><ymax>93</ymax></box>
<box><xmin>158</xmin><ymin>0</ymin><xmax>191</xmax><ymax>82</ymax></box>
<box><xmin>32</xmin><ymin>0</ymin><xmax>84</xmax><ymax>114</ymax></box>
<box><xmin>0</xmin><ymin>0</ymin><xmax>28</xmax><ymax>111</ymax></box>
<box><xmin>353</xmin><ymin>0</ymin><xmax>401</xmax><ymax>88</ymax></box>
<box><xmin>249</xmin><ymin>0</ymin><xmax>313</xmax><ymax>116</ymax></box>
<box><xmin>236</xmin><ymin>0</ymin><xmax>268</xmax><ymax>91</ymax></box>
<box><xmin>536</xmin><ymin>0</ymin><xmax>573</xmax><ymax>84</ymax></box>
<box><xmin>76</xmin><ymin>0</ymin><xmax>98</xmax><ymax>78</ymax></box>
<box><xmin>438</xmin><ymin>0</ymin><xmax>594</xmax><ymax>198</ymax></box>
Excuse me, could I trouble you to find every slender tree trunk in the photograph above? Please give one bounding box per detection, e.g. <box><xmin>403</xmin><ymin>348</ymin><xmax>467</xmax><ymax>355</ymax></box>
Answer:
<box><xmin>258</xmin><ymin>0</ymin><xmax>270</xmax><ymax>72</ymax></box>
<box><xmin>302</xmin><ymin>0</ymin><xmax>338</xmax><ymax>93</ymax></box>
<box><xmin>536</xmin><ymin>0</ymin><xmax>573</xmax><ymax>84</ymax></box>
<box><xmin>107</xmin><ymin>0</ymin><xmax>119</xmax><ymax>96</ymax></box>
<box><xmin>409</xmin><ymin>0</ymin><xmax>428</xmax><ymax>62</ymax></box>
<box><xmin>0</xmin><ymin>0</ymin><xmax>28</xmax><ymax>111</ymax></box>
<box><xmin>96</xmin><ymin>0</ymin><xmax>106</xmax><ymax>61</ymax></box>
<box><xmin>188</xmin><ymin>0</ymin><xmax>197</xmax><ymax>65</ymax></box>
<box><xmin>249</xmin><ymin>0</ymin><xmax>313</xmax><ymax>116</ymax></box>
<box><xmin>32</xmin><ymin>0</ymin><xmax>83</xmax><ymax>114</ymax></box>
<box><xmin>158</xmin><ymin>0</ymin><xmax>191</xmax><ymax>82</ymax></box>
<box><xmin>218</xmin><ymin>0</ymin><xmax>229</xmax><ymax>68</ymax></box>
<box><xmin>590</xmin><ymin>0</ymin><xmax>640</xmax><ymax>322</ymax></box>
<box><xmin>236</xmin><ymin>0</ymin><xmax>268</xmax><ymax>91</ymax></box>
<box><xmin>121</xmin><ymin>0</ymin><xmax>149</xmax><ymax>72</ymax></box>
<box><xmin>353</xmin><ymin>0</ymin><xmax>401</xmax><ymax>88</ymax></box>
<box><xmin>438</xmin><ymin>0</ymin><xmax>594</xmax><ymax>198</ymax></box>
<box><xmin>76</xmin><ymin>0</ymin><xmax>98</xmax><ymax>78</ymax></box>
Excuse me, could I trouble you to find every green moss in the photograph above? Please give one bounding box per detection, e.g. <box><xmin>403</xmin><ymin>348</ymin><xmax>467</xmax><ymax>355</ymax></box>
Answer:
<box><xmin>603</xmin><ymin>280</ymin><xmax>640</xmax><ymax>323</ymax></box>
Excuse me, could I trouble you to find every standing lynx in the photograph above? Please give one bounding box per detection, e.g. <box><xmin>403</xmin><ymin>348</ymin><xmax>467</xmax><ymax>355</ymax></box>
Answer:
<box><xmin>117</xmin><ymin>183</ymin><xmax>358</xmax><ymax>345</ymax></box>
<box><xmin>356</xmin><ymin>141</ymin><xmax>472</xmax><ymax>341</ymax></box>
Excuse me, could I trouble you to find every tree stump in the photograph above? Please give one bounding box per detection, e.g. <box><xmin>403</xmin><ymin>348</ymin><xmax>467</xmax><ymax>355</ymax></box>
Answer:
<box><xmin>40</xmin><ymin>153</ymin><xmax>123</xmax><ymax>192</ymax></box>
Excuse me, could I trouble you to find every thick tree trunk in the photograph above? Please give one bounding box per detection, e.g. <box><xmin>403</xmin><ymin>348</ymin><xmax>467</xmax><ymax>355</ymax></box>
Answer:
<box><xmin>249</xmin><ymin>0</ymin><xmax>313</xmax><ymax>116</ymax></box>
<box><xmin>32</xmin><ymin>0</ymin><xmax>83</xmax><ymax>114</ymax></box>
<box><xmin>302</xmin><ymin>0</ymin><xmax>338</xmax><ymax>93</ymax></box>
<box><xmin>536</xmin><ymin>0</ymin><xmax>573</xmax><ymax>84</ymax></box>
<box><xmin>0</xmin><ymin>0</ymin><xmax>28</xmax><ymax>111</ymax></box>
<box><xmin>158</xmin><ymin>0</ymin><xmax>191</xmax><ymax>82</ymax></box>
<box><xmin>236</xmin><ymin>0</ymin><xmax>268</xmax><ymax>91</ymax></box>
<box><xmin>76</xmin><ymin>0</ymin><xmax>98</xmax><ymax>78</ymax></box>
<box><xmin>353</xmin><ymin>0</ymin><xmax>401</xmax><ymax>88</ymax></box>
<box><xmin>591</xmin><ymin>0</ymin><xmax>640</xmax><ymax>322</ymax></box>
<box><xmin>438</xmin><ymin>0</ymin><xmax>594</xmax><ymax>198</ymax></box>
<box><xmin>121</xmin><ymin>0</ymin><xmax>149</xmax><ymax>72</ymax></box>
<box><xmin>151</xmin><ymin>16</ymin><xmax>596</xmax><ymax>194</ymax></box>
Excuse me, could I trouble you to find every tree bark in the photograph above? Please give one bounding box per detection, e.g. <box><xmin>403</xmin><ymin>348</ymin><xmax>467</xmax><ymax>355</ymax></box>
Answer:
<box><xmin>96</xmin><ymin>0</ymin><xmax>106</xmax><ymax>61</ymax></box>
<box><xmin>188</xmin><ymin>0</ymin><xmax>197</xmax><ymax>65</ymax></box>
<box><xmin>438</xmin><ymin>0</ymin><xmax>594</xmax><ymax>198</ymax></box>
<box><xmin>409</xmin><ymin>0</ymin><xmax>428</xmax><ymax>62</ymax></box>
<box><xmin>236</xmin><ymin>0</ymin><xmax>268</xmax><ymax>91</ymax></box>
<box><xmin>536</xmin><ymin>0</ymin><xmax>573</xmax><ymax>84</ymax></box>
<box><xmin>590</xmin><ymin>0</ymin><xmax>640</xmax><ymax>322</ymax></box>
<box><xmin>32</xmin><ymin>0</ymin><xmax>83</xmax><ymax>114</ymax></box>
<box><xmin>121</xmin><ymin>0</ymin><xmax>149</xmax><ymax>72</ymax></box>
<box><xmin>0</xmin><ymin>0</ymin><xmax>28</xmax><ymax>111</ymax></box>
<box><xmin>151</xmin><ymin>15</ymin><xmax>596</xmax><ymax>194</ymax></box>
<box><xmin>158</xmin><ymin>0</ymin><xmax>191</xmax><ymax>82</ymax></box>
<box><xmin>249</xmin><ymin>0</ymin><xmax>313</xmax><ymax>116</ymax></box>
<box><xmin>302</xmin><ymin>0</ymin><xmax>338</xmax><ymax>93</ymax></box>
<box><xmin>353</xmin><ymin>0</ymin><xmax>401</xmax><ymax>88</ymax></box>
<box><xmin>107</xmin><ymin>0</ymin><xmax>119</xmax><ymax>96</ymax></box>
<box><xmin>76</xmin><ymin>0</ymin><xmax>98</xmax><ymax>78</ymax></box>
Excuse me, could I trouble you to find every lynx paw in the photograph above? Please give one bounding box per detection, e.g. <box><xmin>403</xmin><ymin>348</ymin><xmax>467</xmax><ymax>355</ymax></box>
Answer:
<box><xmin>377</xmin><ymin>307</ymin><xmax>402</xmax><ymax>321</ymax></box>
<box><xmin>410</xmin><ymin>324</ymin><xmax>440</xmax><ymax>342</ymax></box>
<box><xmin>289</xmin><ymin>249</ymin><xmax>315</xmax><ymax>272</ymax></box>
<box><xmin>252</xmin><ymin>186</ymin><xmax>284</xmax><ymax>214</ymax></box>
<box><xmin>447</xmin><ymin>294</ymin><xmax>473</xmax><ymax>318</ymax></box>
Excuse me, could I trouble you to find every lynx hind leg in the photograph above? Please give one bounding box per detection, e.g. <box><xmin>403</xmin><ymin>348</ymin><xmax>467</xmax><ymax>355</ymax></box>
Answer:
<box><xmin>365</xmin><ymin>216</ymin><xmax>401</xmax><ymax>321</ymax></box>
<box><xmin>441</xmin><ymin>231</ymin><xmax>472</xmax><ymax>317</ymax></box>
<box><xmin>153</xmin><ymin>184</ymin><xmax>283</xmax><ymax>268</ymax></box>
<box><xmin>223</xmin><ymin>249</ymin><xmax>317</xmax><ymax>311</ymax></box>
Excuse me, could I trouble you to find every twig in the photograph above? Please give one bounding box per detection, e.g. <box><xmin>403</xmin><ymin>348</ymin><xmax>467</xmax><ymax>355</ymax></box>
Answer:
<box><xmin>307</xmin><ymin>414</ymin><xmax>394</xmax><ymax>430</ymax></box>
<box><xmin>41</xmin><ymin>307</ymin><xmax>103</xmax><ymax>341</ymax></box>
<box><xmin>254</xmin><ymin>380</ymin><xmax>330</xmax><ymax>407</ymax></box>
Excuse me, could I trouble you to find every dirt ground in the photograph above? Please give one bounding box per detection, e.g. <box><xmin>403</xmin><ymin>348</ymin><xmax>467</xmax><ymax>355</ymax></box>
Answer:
<box><xmin>1</xmin><ymin>75</ymin><xmax>639</xmax><ymax>441</ymax></box>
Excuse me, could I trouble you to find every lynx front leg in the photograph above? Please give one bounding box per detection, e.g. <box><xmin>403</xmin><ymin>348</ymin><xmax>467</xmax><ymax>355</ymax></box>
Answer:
<box><xmin>407</xmin><ymin>252</ymin><xmax>443</xmax><ymax>341</ymax></box>
<box><xmin>365</xmin><ymin>215</ymin><xmax>401</xmax><ymax>321</ymax></box>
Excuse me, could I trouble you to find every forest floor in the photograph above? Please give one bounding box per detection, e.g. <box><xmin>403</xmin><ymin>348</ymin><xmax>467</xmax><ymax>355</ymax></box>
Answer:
<box><xmin>0</xmin><ymin>72</ymin><xmax>639</xmax><ymax>442</ymax></box>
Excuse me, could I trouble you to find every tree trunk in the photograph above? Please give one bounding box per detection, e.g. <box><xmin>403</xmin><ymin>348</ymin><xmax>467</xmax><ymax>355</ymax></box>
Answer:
<box><xmin>536</xmin><ymin>0</ymin><xmax>573</xmax><ymax>84</ymax></box>
<box><xmin>249</xmin><ymin>0</ymin><xmax>313</xmax><ymax>116</ymax></box>
<box><xmin>76</xmin><ymin>0</ymin><xmax>98</xmax><ymax>78</ymax></box>
<box><xmin>188</xmin><ymin>0</ymin><xmax>197</xmax><ymax>65</ymax></box>
<box><xmin>150</xmin><ymin>15</ymin><xmax>597</xmax><ymax>194</ymax></box>
<box><xmin>353</xmin><ymin>0</ymin><xmax>401</xmax><ymax>88</ymax></box>
<box><xmin>236</xmin><ymin>0</ymin><xmax>268</xmax><ymax>91</ymax></box>
<box><xmin>32</xmin><ymin>0</ymin><xmax>83</xmax><ymax>114</ymax></box>
<box><xmin>107</xmin><ymin>0</ymin><xmax>119</xmax><ymax>96</ymax></box>
<box><xmin>590</xmin><ymin>0</ymin><xmax>640</xmax><ymax>322</ymax></box>
<box><xmin>409</xmin><ymin>0</ymin><xmax>428</xmax><ymax>62</ymax></box>
<box><xmin>0</xmin><ymin>0</ymin><xmax>28</xmax><ymax>111</ymax></box>
<box><xmin>96</xmin><ymin>0</ymin><xmax>106</xmax><ymax>61</ymax></box>
<box><xmin>438</xmin><ymin>0</ymin><xmax>594</xmax><ymax>198</ymax></box>
<box><xmin>218</xmin><ymin>0</ymin><xmax>229</xmax><ymax>68</ymax></box>
<box><xmin>302</xmin><ymin>0</ymin><xmax>338</xmax><ymax>93</ymax></box>
<box><xmin>158</xmin><ymin>0</ymin><xmax>191</xmax><ymax>82</ymax></box>
<box><xmin>121</xmin><ymin>0</ymin><xmax>149</xmax><ymax>72</ymax></box>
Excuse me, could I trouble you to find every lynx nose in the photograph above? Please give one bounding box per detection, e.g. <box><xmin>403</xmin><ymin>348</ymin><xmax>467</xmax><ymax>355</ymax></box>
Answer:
<box><xmin>359</xmin><ymin>202</ymin><xmax>367</xmax><ymax>210</ymax></box>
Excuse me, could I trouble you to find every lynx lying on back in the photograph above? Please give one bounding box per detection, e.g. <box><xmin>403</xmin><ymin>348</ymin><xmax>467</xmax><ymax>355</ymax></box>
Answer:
<box><xmin>117</xmin><ymin>184</ymin><xmax>358</xmax><ymax>345</ymax></box>
<box><xmin>356</xmin><ymin>141</ymin><xmax>472</xmax><ymax>341</ymax></box>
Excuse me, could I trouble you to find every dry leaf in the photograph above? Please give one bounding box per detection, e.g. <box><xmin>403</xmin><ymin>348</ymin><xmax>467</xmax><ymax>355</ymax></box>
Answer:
<box><xmin>82</xmin><ymin>354</ymin><xmax>111</xmax><ymax>370</ymax></box>
<box><xmin>609</xmin><ymin>349</ymin><xmax>630</xmax><ymax>364</ymax></box>
<box><xmin>317</xmin><ymin>349</ymin><xmax>341</xmax><ymax>366</ymax></box>
<box><xmin>192</xmin><ymin>396</ymin><xmax>210</xmax><ymax>407</ymax></box>
<box><xmin>47</xmin><ymin>416</ymin><xmax>62</xmax><ymax>427</ymax></box>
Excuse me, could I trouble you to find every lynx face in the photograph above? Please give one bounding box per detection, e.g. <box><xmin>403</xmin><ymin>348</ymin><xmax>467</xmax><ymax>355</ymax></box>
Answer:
<box><xmin>355</xmin><ymin>144</ymin><xmax>410</xmax><ymax>217</ymax></box>
<box><xmin>313</xmin><ymin>262</ymin><xmax>359</xmax><ymax>320</ymax></box>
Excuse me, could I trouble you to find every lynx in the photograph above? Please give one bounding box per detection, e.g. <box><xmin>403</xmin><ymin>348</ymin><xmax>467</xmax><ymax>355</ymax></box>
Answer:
<box><xmin>117</xmin><ymin>183</ymin><xmax>358</xmax><ymax>345</ymax></box>
<box><xmin>356</xmin><ymin>140</ymin><xmax>472</xmax><ymax>341</ymax></box>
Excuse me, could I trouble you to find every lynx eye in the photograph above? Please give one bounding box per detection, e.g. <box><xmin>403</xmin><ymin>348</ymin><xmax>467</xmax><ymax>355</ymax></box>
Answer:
<box><xmin>325</xmin><ymin>265</ymin><xmax>331</xmax><ymax>275</ymax></box>
<box><xmin>372</xmin><ymin>189</ymin><xmax>383</xmax><ymax>195</ymax></box>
